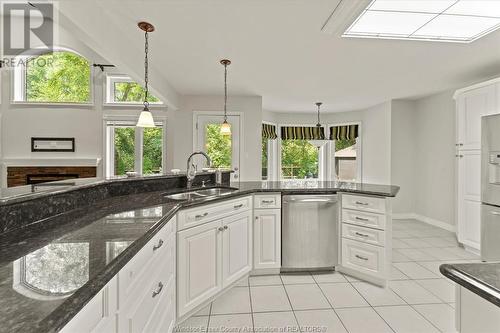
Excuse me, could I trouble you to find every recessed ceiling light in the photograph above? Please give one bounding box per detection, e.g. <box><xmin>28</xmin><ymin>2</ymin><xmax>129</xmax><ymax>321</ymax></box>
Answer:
<box><xmin>343</xmin><ymin>0</ymin><xmax>500</xmax><ymax>42</ymax></box>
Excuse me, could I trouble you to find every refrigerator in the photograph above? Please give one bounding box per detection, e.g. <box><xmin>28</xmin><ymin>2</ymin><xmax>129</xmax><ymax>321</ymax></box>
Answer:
<box><xmin>481</xmin><ymin>114</ymin><xmax>500</xmax><ymax>261</ymax></box>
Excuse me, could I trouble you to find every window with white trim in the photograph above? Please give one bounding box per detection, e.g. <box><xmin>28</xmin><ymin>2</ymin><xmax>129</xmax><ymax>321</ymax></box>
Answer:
<box><xmin>13</xmin><ymin>50</ymin><xmax>91</xmax><ymax>103</ymax></box>
<box><xmin>105</xmin><ymin>75</ymin><xmax>162</xmax><ymax>104</ymax></box>
<box><xmin>105</xmin><ymin>120</ymin><xmax>165</xmax><ymax>177</ymax></box>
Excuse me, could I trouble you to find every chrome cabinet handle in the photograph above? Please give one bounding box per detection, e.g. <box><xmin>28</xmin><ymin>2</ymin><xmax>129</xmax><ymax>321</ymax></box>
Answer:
<box><xmin>491</xmin><ymin>211</ymin><xmax>500</xmax><ymax>216</ymax></box>
<box><xmin>224</xmin><ymin>225</ymin><xmax>228</xmax><ymax>230</ymax></box>
<box><xmin>355</xmin><ymin>255</ymin><xmax>368</xmax><ymax>261</ymax></box>
<box><xmin>355</xmin><ymin>201</ymin><xmax>369</xmax><ymax>206</ymax></box>
<box><xmin>355</xmin><ymin>232</ymin><xmax>369</xmax><ymax>238</ymax></box>
<box><xmin>152</xmin><ymin>282</ymin><xmax>164</xmax><ymax>298</ymax></box>
<box><xmin>355</xmin><ymin>216</ymin><xmax>369</xmax><ymax>221</ymax></box>
<box><xmin>234</xmin><ymin>204</ymin><xmax>244</xmax><ymax>209</ymax></box>
<box><xmin>195</xmin><ymin>212</ymin><xmax>209</xmax><ymax>219</ymax></box>
<box><xmin>262</xmin><ymin>200</ymin><xmax>274</xmax><ymax>204</ymax></box>
<box><xmin>153</xmin><ymin>239</ymin><xmax>164</xmax><ymax>251</ymax></box>
<box><xmin>218</xmin><ymin>227</ymin><xmax>224</xmax><ymax>231</ymax></box>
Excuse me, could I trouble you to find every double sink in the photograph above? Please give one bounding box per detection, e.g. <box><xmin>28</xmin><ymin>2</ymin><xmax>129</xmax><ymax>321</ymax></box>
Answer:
<box><xmin>165</xmin><ymin>187</ymin><xmax>238</xmax><ymax>201</ymax></box>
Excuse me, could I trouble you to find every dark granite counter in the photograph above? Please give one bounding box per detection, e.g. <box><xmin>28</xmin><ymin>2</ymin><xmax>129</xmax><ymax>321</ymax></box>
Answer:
<box><xmin>0</xmin><ymin>179</ymin><xmax>399</xmax><ymax>332</ymax></box>
<box><xmin>440</xmin><ymin>263</ymin><xmax>500</xmax><ymax>307</ymax></box>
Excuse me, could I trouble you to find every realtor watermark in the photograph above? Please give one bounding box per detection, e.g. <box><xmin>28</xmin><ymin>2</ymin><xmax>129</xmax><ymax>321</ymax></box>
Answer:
<box><xmin>1</xmin><ymin>1</ymin><xmax>58</xmax><ymax>67</ymax></box>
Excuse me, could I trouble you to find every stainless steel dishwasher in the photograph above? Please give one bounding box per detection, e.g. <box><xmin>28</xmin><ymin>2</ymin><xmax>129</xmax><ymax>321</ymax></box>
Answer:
<box><xmin>282</xmin><ymin>194</ymin><xmax>338</xmax><ymax>272</ymax></box>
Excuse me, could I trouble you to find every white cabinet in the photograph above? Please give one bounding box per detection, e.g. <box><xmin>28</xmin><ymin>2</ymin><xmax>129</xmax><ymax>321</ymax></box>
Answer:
<box><xmin>339</xmin><ymin>194</ymin><xmax>391</xmax><ymax>287</ymax></box>
<box><xmin>253</xmin><ymin>208</ymin><xmax>281</xmax><ymax>270</ymax></box>
<box><xmin>457</xmin><ymin>150</ymin><xmax>481</xmax><ymax>251</ymax></box>
<box><xmin>456</xmin><ymin>84</ymin><xmax>496</xmax><ymax>150</ymax></box>
<box><xmin>177</xmin><ymin>220</ymin><xmax>222</xmax><ymax>317</ymax></box>
<box><xmin>456</xmin><ymin>285</ymin><xmax>500</xmax><ymax>333</ymax></box>
<box><xmin>455</xmin><ymin>81</ymin><xmax>499</xmax><ymax>253</ymax></box>
<box><xmin>222</xmin><ymin>211</ymin><xmax>253</xmax><ymax>287</ymax></box>
<box><xmin>60</xmin><ymin>277</ymin><xmax>117</xmax><ymax>333</ymax></box>
<box><xmin>177</xmin><ymin>197</ymin><xmax>253</xmax><ymax>319</ymax></box>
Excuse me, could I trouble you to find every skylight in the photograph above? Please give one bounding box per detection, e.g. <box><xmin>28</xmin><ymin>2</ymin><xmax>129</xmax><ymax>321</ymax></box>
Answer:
<box><xmin>343</xmin><ymin>0</ymin><xmax>500</xmax><ymax>43</ymax></box>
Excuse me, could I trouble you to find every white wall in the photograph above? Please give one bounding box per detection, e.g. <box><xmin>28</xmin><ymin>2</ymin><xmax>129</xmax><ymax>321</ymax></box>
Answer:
<box><xmin>167</xmin><ymin>95</ymin><xmax>263</xmax><ymax>181</ymax></box>
<box><xmin>414</xmin><ymin>90</ymin><xmax>456</xmax><ymax>227</ymax></box>
<box><xmin>391</xmin><ymin>100</ymin><xmax>417</xmax><ymax>214</ymax></box>
<box><xmin>264</xmin><ymin>101</ymin><xmax>392</xmax><ymax>184</ymax></box>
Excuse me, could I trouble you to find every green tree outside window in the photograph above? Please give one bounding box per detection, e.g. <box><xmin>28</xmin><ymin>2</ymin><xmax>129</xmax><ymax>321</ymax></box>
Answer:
<box><xmin>281</xmin><ymin>140</ymin><xmax>319</xmax><ymax>179</ymax></box>
<box><xmin>205</xmin><ymin>124</ymin><xmax>232</xmax><ymax>169</ymax></box>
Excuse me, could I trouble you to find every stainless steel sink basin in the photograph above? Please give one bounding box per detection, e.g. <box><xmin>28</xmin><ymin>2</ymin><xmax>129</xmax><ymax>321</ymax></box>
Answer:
<box><xmin>164</xmin><ymin>187</ymin><xmax>237</xmax><ymax>200</ymax></box>
<box><xmin>164</xmin><ymin>192</ymin><xmax>202</xmax><ymax>200</ymax></box>
<box><xmin>194</xmin><ymin>187</ymin><xmax>237</xmax><ymax>197</ymax></box>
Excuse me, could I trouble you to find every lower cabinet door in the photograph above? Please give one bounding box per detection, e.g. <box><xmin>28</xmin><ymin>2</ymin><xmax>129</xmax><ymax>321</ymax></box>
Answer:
<box><xmin>177</xmin><ymin>220</ymin><xmax>222</xmax><ymax>317</ymax></box>
<box><xmin>222</xmin><ymin>210</ymin><xmax>253</xmax><ymax>287</ymax></box>
<box><xmin>254</xmin><ymin>209</ymin><xmax>281</xmax><ymax>269</ymax></box>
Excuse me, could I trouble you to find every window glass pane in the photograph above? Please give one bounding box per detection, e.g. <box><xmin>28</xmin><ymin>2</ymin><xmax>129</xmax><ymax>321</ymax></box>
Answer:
<box><xmin>26</xmin><ymin>51</ymin><xmax>90</xmax><ymax>103</ymax></box>
<box><xmin>113</xmin><ymin>81</ymin><xmax>160</xmax><ymax>103</ymax></box>
<box><xmin>114</xmin><ymin>127</ymin><xmax>135</xmax><ymax>175</ymax></box>
<box><xmin>205</xmin><ymin>124</ymin><xmax>232</xmax><ymax>169</ymax></box>
<box><xmin>143</xmin><ymin>127</ymin><xmax>163</xmax><ymax>175</ymax></box>
<box><xmin>281</xmin><ymin>140</ymin><xmax>319</xmax><ymax>179</ymax></box>
<box><xmin>334</xmin><ymin>138</ymin><xmax>357</xmax><ymax>181</ymax></box>
<box><xmin>262</xmin><ymin>137</ymin><xmax>268</xmax><ymax>180</ymax></box>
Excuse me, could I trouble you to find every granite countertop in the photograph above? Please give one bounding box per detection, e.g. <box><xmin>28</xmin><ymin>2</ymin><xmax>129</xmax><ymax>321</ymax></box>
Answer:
<box><xmin>440</xmin><ymin>262</ymin><xmax>500</xmax><ymax>307</ymax></box>
<box><xmin>0</xmin><ymin>180</ymin><xmax>399</xmax><ymax>332</ymax></box>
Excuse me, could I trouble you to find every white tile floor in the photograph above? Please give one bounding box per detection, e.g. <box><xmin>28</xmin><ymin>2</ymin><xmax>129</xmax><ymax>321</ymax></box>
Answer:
<box><xmin>176</xmin><ymin>219</ymin><xmax>481</xmax><ymax>333</ymax></box>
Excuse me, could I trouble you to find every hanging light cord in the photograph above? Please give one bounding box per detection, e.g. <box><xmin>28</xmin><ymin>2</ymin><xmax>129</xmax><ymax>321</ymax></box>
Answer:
<box><xmin>143</xmin><ymin>30</ymin><xmax>149</xmax><ymax>110</ymax></box>
<box><xmin>223</xmin><ymin>62</ymin><xmax>228</xmax><ymax>122</ymax></box>
<box><xmin>316</xmin><ymin>102</ymin><xmax>322</xmax><ymax>127</ymax></box>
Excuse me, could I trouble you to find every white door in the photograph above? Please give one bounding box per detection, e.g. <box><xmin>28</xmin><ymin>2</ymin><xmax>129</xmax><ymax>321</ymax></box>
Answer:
<box><xmin>195</xmin><ymin>114</ymin><xmax>241</xmax><ymax>181</ymax></box>
<box><xmin>222</xmin><ymin>211</ymin><xmax>252</xmax><ymax>287</ymax></box>
<box><xmin>253</xmin><ymin>209</ymin><xmax>281</xmax><ymax>269</ymax></box>
<box><xmin>457</xmin><ymin>150</ymin><xmax>481</xmax><ymax>251</ymax></box>
<box><xmin>457</xmin><ymin>85</ymin><xmax>496</xmax><ymax>150</ymax></box>
<box><xmin>177</xmin><ymin>220</ymin><xmax>222</xmax><ymax>317</ymax></box>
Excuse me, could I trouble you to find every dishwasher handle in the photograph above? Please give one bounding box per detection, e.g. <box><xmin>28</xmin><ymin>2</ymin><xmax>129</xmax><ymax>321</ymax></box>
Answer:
<box><xmin>283</xmin><ymin>196</ymin><xmax>338</xmax><ymax>204</ymax></box>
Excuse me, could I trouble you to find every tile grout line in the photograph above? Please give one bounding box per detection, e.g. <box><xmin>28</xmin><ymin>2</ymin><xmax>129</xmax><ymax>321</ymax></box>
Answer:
<box><xmin>279</xmin><ymin>274</ymin><xmax>301</xmax><ymax>331</ymax></box>
<box><xmin>246</xmin><ymin>278</ymin><xmax>256</xmax><ymax>333</ymax></box>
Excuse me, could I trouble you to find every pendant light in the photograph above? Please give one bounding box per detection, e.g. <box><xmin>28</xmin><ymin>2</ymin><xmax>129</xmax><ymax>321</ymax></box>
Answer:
<box><xmin>220</xmin><ymin>59</ymin><xmax>231</xmax><ymax>136</ymax></box>
<box><xmin>316</xmin><ymin>102</ymin><xmax>323</xmax><ymax>127</ymax></box>
<box><xmin>136</xmin><ymin>21</ymin><xmax>155</xmax><ymax>128</ymax></box>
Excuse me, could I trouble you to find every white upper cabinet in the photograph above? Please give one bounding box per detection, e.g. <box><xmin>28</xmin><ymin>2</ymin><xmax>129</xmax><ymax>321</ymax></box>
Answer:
<box><xmin>456</xmin><ymin>84</ymin><xmax>497</xmax><ymax>150</ymax></box>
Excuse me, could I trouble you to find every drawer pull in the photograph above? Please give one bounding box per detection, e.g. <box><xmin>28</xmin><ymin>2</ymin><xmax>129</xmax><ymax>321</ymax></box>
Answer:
<box><xmin>355</xmin><ymin>216</ymin><xmax>369</xmax><ymax>221</ymax></box>
<box><xmin>218</xmin><ymin>227</ymin><xmax>224</xmax><ymax>232</ymax></box>
<box><xmin>152</xmin><ymin>282</ymin><xmax>164</xmax><ymax>298</ymax></box>
<box><xmin>355</xmin><ymin>254</ymin><xmax>369</xmax><ymax>261</ymax></box>
<box><xmin>195</xmin><ymin>212</ymin><xmax>209</xmax><ymax>219</ymax></box>
<box><xmin>153</xmin><ymin>239</ymin><xmax>164</xmax><ymax>251</ymax></box>
<box><xmin>355</xmin><ymin>201</ymin><xmax>369</xmax><ymax>206</ymax></box>
<box><xmin>223</xmin><ymin>225</ymin><xmax>228</xmax><ymax>230</ymax></box>
<box><xmin>354</xmin><ymin>232</ymin><xmax>369</xmax><ymax>238</ymax></box>
<box><xmin>234</xmin><ymin>204</ymin><xmax>244</xmax><ymax>209</ymax></box>
<box><xmin>262</xmin><ymin>200</ymin><xmax>274</xmax><ymax>204</ymax></box>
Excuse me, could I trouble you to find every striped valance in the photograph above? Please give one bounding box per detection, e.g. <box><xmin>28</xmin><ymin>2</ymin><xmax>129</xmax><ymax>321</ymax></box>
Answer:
<box><xmin>330</xmin><ymin>124</ymin><xmax>359</xmax><ymax>140</ymax></box>
<box><xmin>281</xmin><ymin>126</ymin><xmax>326</xmax><ymax>140</ymax></box>
<box><xmin>262</xmin><ymin>123</ymin><xmax>278</xmax><ymax>140</ymax></box>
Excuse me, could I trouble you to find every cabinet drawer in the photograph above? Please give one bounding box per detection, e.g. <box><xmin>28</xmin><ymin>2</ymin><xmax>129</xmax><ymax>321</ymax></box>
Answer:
<box><xmin>342</xmin><ymin>194</ymin><xmax>386</xmax><ymax>214</ymax></box>
<box><xmin>342</xmin><ymin>209</ymin><xmax>386</xmax><ymax>230</ymax></box>
<box><xmin>254</xmin><ymin>194</ymin><xmax>281</xmax><ymax>209</ymax></box>
<box><xmin>178</xmin><ymin>196</ymin><xmax>252</xmax><ymax>230</ymax></box>
<box><xmin>120</xmin><ymin>250</ymin><xmax>175</xmax><ymax>333</ymax></box>
<box><xmin>342</xmin><ymin>223</ymin><xmax>385</xmax><ymax>247</ymax></box>
<box><xmin>342</xmin><ymin>238</ymin><xmax>385</xmax><ymax>277</ymax></box>
<box><xmin>119</xmin><ymin>218</ymin><xmax>176</xmax><ymax>306</ymax></box>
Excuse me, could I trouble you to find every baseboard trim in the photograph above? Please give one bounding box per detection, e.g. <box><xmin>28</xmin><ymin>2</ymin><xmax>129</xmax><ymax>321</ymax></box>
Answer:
<box><xmin>393</xmin><ymin>212</ymin><xmax>456</xmax><ymax>232</ymax></box>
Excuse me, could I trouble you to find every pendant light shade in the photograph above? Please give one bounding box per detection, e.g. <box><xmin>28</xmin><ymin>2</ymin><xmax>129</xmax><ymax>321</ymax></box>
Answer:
<box><xmin>220</xmin><ymin>59</ymin><xmax>231</xmax><ymax>136</ymax></box>
<box><xmin>136</xmin><ymin>21</ymin><xmax>156</xmax><ymax>128</ymax></box>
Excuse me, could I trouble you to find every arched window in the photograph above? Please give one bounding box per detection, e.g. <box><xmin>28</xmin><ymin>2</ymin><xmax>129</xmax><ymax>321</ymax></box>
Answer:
<box><xmin>13</xmin><ymin>49</ymin><xmax>91</xmax><ymax>103</ymax></box>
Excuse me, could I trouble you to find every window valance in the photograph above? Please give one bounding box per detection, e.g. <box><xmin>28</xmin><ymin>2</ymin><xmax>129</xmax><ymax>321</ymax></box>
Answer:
<box><xmin>330</xmin><ymin>124</ymin><xmax>359</xmax><ymax>140</ymax></box>
<box><xmin>262</xmin><ymin>123</ymin><xmax>278</xmax><ymax>140</ymax></box>
<box><xmin>281</xmin><ymin>126</ymin><xmax>326</xmax><ymax>140</ymax></box>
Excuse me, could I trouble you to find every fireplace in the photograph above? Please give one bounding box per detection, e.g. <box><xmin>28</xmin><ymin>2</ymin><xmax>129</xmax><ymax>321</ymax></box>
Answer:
<box><xmin>7</xmin><ymin>167</ymin><xmax>96</xmax><ymax>187</ymax></box>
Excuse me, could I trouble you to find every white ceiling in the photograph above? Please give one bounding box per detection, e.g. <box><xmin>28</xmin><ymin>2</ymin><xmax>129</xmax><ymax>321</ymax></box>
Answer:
<box><xmin>58</xmin><ymin>0</ymin><xmax>500</xmax><ymax>113</ymax></box>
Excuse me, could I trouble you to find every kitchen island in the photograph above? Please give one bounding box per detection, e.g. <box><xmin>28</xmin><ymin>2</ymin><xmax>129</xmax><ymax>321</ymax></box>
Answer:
<box><xmin>0</xmin><ymin>175</ymin><xmax>398</xmax><ymax>332</ymax></box>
